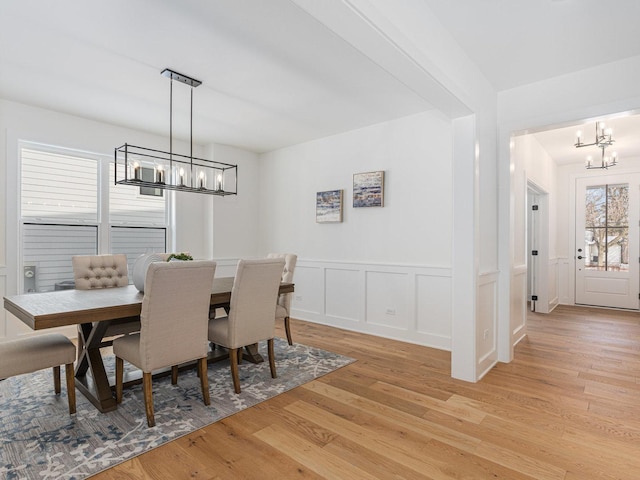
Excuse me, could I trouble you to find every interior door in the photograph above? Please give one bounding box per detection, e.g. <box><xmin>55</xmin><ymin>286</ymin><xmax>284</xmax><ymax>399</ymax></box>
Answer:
<box><xmin>575</xmin><ymin>175</ymin><xmax>639</xmax><ymax>309</ymax></box>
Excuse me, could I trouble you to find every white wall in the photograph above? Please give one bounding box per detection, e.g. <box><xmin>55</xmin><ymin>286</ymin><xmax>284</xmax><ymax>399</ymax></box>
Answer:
<box><xmin>258</xmin><ymin>111</ymin><xmax>454</xmax><ymax>349</ymax></box>
<box><xmin>260</xmin><ymin>111</ymin><xmax>452</xmax><ymax>264</ymax></box>
<box><xmin>209</xmin><ymin>143</ymin><xmax>260</xmax><ymax>260</ymax></box>
<box><xmin>0</xmin><ymin>99</ymin><xmax>259</xmax><ymax>339</ymax></box>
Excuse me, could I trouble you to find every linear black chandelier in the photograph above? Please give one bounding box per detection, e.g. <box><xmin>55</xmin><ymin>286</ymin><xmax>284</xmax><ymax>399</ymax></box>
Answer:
<box><xmin>115</xmin><ymin>69</ymin><xmax>237</xmax><ymax>195</ymax></box>
<box><xmin>575</xmin><ymin>122</ymin><xmax>618</xmax><ymax>170</ymax></box>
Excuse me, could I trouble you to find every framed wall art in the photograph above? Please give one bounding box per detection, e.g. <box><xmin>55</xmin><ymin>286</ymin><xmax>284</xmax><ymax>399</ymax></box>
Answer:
<box><xmin>353</xmin><ymin>170</ymin><xmax>384</xmax><ymax>208</ymax></box>
<box><xmin>316</xmin><ymin>189</ymin><xmax>343</xmax><ymax>223</ymax></box>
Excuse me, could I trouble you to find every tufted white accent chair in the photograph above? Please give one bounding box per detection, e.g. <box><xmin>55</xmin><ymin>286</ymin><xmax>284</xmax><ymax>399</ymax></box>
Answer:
<box><xmin>73</xmin><ymin>254</ymin><xmax>129</xmax><ymax>289</ymax></box>
<box><xmin>267</xmin><ymin>253</ymin><xmax>297</xmax><ymax>345</ymax></box>
<box><xmin>72</xmin><ymin>254</ymin><xmax>140</xmax><ymax>350</ymax></box>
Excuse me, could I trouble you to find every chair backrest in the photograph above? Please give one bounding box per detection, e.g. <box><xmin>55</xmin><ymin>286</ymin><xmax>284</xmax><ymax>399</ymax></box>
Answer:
<box><xmin>139</xmin><ymin>260</ymin><xmax>216</xmax><ymax>371</ymax></box>
<box><xmin>267</xmin><ymin>253</ymin><xmax>297</xmax><ymax>312</ymax></box>
<box><xmin>227</xmin><ymin>258</ymin><xmax>286</xmax><ymax>349</ymax></box>
<box><xmin>72</xmin><ymin>254</ymin><xmax>129</xmax><ymax>290</ymax></box>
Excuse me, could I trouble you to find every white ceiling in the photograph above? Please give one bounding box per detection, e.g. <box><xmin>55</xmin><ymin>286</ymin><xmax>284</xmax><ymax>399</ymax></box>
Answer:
<box><xmin>532</xmin><ymin>113</ymin><xmax>640</xmax><ymax>167</ymax></box>
<box><xmin>1</xmin><ymin>0</ymin><xmax>639</xmax><ymax>157</ymax></box>
<box><xmin>422</xmin><ymin>0</ymin><xmax>640</xmax><ymax>92</ymax></box>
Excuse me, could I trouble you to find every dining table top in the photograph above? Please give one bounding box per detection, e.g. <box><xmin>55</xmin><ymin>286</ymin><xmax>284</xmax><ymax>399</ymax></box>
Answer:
<box><xmin>4</xmin><ymin>277</ymin><xmax>294</xmax><ymax>331</ymax></box>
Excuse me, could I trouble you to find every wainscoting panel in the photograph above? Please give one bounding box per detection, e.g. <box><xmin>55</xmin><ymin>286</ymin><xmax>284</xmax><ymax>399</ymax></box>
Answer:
<box><xmin>290</xmin><ymin>264</ymin><xmax>324</xmax><ymax>315</ymax></box>
<box><xmin>365</xmin><ymin>271</ymin><xmax>409</xmax><ymax>330</ymax></box>
<box><xmin>0</xmin><ymin>268</ymin><xmax>6</xmax><ymax>339</ymax></box>
<box><xmin>477</xmin><ymin>272</ymin><xmax>498</xmax><ymax>378</ymax></box>
<box><xmin>416</xmin><ymin>274</ymin><xmax>451</xmax><ymax>338</ymax></box>
<box><xmin>290</xmin><ymin>260</ymin><xmax>452</xmax><ymax>350</ymax></box>
<box><xmin>511</xmin><ymin>264</ymin><xmax>527</xmax><ymax>347</ymax></box>
<box><xmin>325</xmin><ymin>268</ymin><xmax>360</xmax><ymax>323</ymax></box>
<box><xmin>548</xmin><ymin>258</ymin><xmax>559</xmax><ymax>311</ymax></box>
<box><xmin>558</xmin><ymin>257</ymin><xmax>571</xmax><ymax>305</ymax></box>
<box><xmin>213</xmin><ymin>258</ymin><xmax>240</xmax><ymax>278</ymax></box>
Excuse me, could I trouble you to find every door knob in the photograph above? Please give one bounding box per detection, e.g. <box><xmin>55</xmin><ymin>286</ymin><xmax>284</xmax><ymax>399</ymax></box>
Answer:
<box><xmin>577</xmin><ymin>256</ymin><xmax>583</xmax><ymax>260</ymax></box>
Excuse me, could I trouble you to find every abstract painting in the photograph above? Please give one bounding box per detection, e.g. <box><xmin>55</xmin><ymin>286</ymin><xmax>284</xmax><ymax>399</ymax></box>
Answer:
<box><xmin>316</xmin><ymin>189</ymin><xmax>343</xmax><ymax>223</ymax></box>
<box><xmin>353</xmin><ymin>171</ymin><xmax>384</xmax><ymax>207</ymax></box>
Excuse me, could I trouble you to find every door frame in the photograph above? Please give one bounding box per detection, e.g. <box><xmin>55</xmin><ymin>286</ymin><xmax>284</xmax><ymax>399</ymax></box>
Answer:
<box><xmin>527</xmin><ymin>180</ymin><xmax>550</xmax><ymax>313</ymax></box>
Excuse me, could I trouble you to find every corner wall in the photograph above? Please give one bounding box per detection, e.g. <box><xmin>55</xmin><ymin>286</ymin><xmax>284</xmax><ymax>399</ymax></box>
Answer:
<box><xmin>258</xmin><ymin>111</ymin><xmax>454</xmax><ymax>349</ymax></box>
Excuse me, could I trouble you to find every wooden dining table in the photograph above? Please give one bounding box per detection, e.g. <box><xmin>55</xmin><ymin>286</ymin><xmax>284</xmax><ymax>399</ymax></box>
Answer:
<box><xmin>3</xmin><ymin>277</ymin><xmax>294</xmax><ymax>412</ymax></box>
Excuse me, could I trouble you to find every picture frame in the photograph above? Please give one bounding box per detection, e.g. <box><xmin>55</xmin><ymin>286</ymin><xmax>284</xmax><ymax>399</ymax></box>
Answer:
<box><xmin>353</xmin><ymin>170</ymin><xmax>384</xmax><ymax>208</ymax></box>
<box><xmin>316</xmin><ymin>189</ymin><xmax>343</xmax><ymax>223</ymax></box>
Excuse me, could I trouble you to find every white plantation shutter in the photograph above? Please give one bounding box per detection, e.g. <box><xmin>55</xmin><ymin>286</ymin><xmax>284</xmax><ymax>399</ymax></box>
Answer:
<box><xmin>109</xmin><ymin>163</ymin><xmax>166</xmax><ymax>226</ymax></box>
<box><xmin>111</xmin><ymin>226</ymin><xmax>167</xmax><ymax>274</ymax></box>
<box><xmin>23</xmin><ymin>224</ymin><xmax>97</xmax><ymax>292</ymax></box>
<box><xmin>21</xmin><ymin>149</ymin><xmax>98</xmax><ymax>222</ymax></box>
<box><xmin>19</xmin><ymin>144</ymin><xmax>169</xmax><ymax>293</ymax></box>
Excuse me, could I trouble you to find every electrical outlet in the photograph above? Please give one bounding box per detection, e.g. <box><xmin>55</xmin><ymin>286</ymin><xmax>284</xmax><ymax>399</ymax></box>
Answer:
<box><xmin>295</xmin><ymin>295</ymin><xmax>303</xmax><ymax>301</ymax></box>
<box><xmin>483</xmin><ymin>329</ymin><xmax>489</xmax><ymax>340</ymax></box>
<box><xmin>385</xmin><ymin>308</ymin><xmax>396</xmax><ymax>315</ymax></box>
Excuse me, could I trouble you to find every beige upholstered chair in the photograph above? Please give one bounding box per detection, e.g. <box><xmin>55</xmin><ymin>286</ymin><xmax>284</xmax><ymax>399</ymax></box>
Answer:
<box><xmin>113</xmin><ymin>260</ymin><xmax>216</xmax><ymax>427</ymax></box>
<box><xmin>72</xmin><ymin>254</ymin><xmax>141</xmax><ymax>349</ymax></box>
<box><xmin>267</xmin><ymin>253</ymin><xmax>297</xmax><ymax>345</ymax></box>
<box><xmin>208</xmin><ymin>257</ymin><xmax>285</xmax><ymax>394</ymax></box>
<box><xmin>0</xmin><ymin>334</ymin><xmax>76</xmax><ymax>414</ymax></box>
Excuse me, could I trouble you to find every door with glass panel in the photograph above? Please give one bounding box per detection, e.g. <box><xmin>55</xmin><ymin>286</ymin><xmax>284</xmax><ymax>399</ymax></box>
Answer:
<box><xmin>575</xmin><ymin>175</ymin><xmax>639</xmax><ymax>309</ymax></box>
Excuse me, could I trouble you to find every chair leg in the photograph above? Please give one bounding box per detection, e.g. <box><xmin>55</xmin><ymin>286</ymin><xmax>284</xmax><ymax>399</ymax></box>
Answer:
<box><xmin>229</xmin><ymin>348</ymin><xmax>241</xmax><ymax>394</ymax></box>
<box><xmin>115</xmin><ymin>357</ymin><xmax>124</xmax><ymax>404</ymax></box>
<box><xmin>268</xmin><ymin>338</ymin><xmax>277</xmax><ymax>379</ymax></box>
<box><xmin>171</xmin><ymin>365</ymin><xmax>178</xmax><ymax>385</ymax></box>
<box><xmin>53</xmin><ymin>365</ymin><xmax>61</xmax><ymax>394</ymax></box>
<box><xmin>65</xmin><ymin>363</ymin><xmax>76</xmax><ymax>414</ymax></box>
<box><xmin>198</xmin><ymin>357</ymin><xmax>210</xmax><ymax>406</ymax></box>
<box><xmin>143</xmin><ymin>372</ymin><xmax>155</xmax><ymax>427</ymax></box>
<box><xmin>284</xmin><ymin>316</ymin><xmax>293</xmax><ymax>345</ymax></box>
<box><xmin>237</xmin><ymin>347</ymin><xmax>243</xmax><ymax>365</ymax></box>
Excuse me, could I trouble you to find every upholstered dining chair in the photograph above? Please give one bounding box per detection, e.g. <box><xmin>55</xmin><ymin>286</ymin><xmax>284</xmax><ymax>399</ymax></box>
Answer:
<box><xmin>72</xmin><ymin>254</ymin><xmax>141</xmax><ymax>352</ymax></box>
<box><xmin>113</xmin><ymin>260</ymin><xmax>216</xmax><ymax>427</ymax></box>
<box><xmin>267</xmin><ymin>253</ymin><xmax>297</xmax><ymax>345</ymax></box>
<box><xmin>208</xmin><ymin>257</ymin><xmax>285</xmax><ymax>394</ymax></box>
<box><xmin>0</xmin><ymin>333</ymin><xmax>76</xmax><ymax>414</ymax></box>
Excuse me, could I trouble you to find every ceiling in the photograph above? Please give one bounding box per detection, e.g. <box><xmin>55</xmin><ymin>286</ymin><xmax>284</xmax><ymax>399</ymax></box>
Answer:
<box><xmin>422</xmin><ymin>0</ymin><xmax>640</xmax><ymax>92</ymax></box>
<box><xmin>532</xmin><ymin>113</ymin><xmax>640</xmax><ymax>167</ymax></box>
<box><xmin>1</xmin><ymin>0</ymin><xmax>639</xmax><ymax>157</ymax></box>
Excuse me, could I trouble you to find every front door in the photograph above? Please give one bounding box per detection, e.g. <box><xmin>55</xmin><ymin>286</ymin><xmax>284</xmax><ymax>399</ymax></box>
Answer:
<box><xmin>575</xmin><ymin>175</ymin><xmax>639</xmax><ymax>309</ymax></box>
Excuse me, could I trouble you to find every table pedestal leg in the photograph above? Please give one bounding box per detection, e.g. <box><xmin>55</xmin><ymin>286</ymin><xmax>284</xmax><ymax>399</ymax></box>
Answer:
<box><xmin>242</xmin><ymin>343</ymin><xmax>264</xmax><ymax>363</ymax></box>
<box><xmin>75</xmin><ymin>321</ymin><xmax>117</xmax><ymax>412</ymax></box>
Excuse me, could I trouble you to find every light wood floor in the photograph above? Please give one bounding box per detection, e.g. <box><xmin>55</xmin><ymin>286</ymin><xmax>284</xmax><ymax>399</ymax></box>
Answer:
<box><xmin>94</xmin><ymin>305</ymin><xmax>640</xmax><ymax>479</ymax></box>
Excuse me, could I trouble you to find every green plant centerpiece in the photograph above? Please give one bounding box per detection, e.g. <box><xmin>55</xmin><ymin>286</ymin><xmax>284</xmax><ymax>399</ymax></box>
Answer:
<box><xmin>167</xmin><ymin>252</ymin><xmax>193</xmax><ymax>261</ymax></box>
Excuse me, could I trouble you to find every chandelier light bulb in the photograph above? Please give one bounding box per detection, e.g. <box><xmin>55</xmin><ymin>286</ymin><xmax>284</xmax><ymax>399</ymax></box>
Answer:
<box><xmin>576</xmin><ymin>122</ymin><xmax>617</xmax><ymax>170</ymax></box>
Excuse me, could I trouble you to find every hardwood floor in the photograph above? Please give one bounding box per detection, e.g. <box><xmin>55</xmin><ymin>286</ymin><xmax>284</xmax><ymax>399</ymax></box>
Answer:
<box><xmin>93</xmin><ymin>305</ymin><xmax>640</xmax><ymax>479</ymax></box>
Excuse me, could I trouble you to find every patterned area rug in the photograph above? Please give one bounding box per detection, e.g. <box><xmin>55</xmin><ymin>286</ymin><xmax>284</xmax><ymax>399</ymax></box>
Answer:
<box><xmin>0</xmin><ymin>338</ymin><xmax>354</xmax><ymax>480</ymax></box>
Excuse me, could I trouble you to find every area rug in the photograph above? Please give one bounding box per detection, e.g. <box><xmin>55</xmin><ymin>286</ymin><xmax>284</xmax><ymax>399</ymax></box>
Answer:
<box><xmin>0</xmin><ymin>338</ymin><xmax>355</xmax><ymax>480</ymax></box>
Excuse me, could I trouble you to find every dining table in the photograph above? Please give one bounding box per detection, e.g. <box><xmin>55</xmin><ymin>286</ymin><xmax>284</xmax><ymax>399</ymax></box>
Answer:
<box><xmin>3</xmin><ymin>277</ymin><xmax>294</xmax><ymax>412</ymax></box>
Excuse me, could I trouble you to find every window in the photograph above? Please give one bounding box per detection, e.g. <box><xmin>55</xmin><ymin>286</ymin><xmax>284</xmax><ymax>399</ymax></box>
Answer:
<box><xmin>584</xmin><ymin>183</ymin><xmax>629</xmax><ymax>271</ymax></box>
<box><xmin>20</xmin><ymin>144</ymin><xmax>168</xmax><ymax>292</ymax></box>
